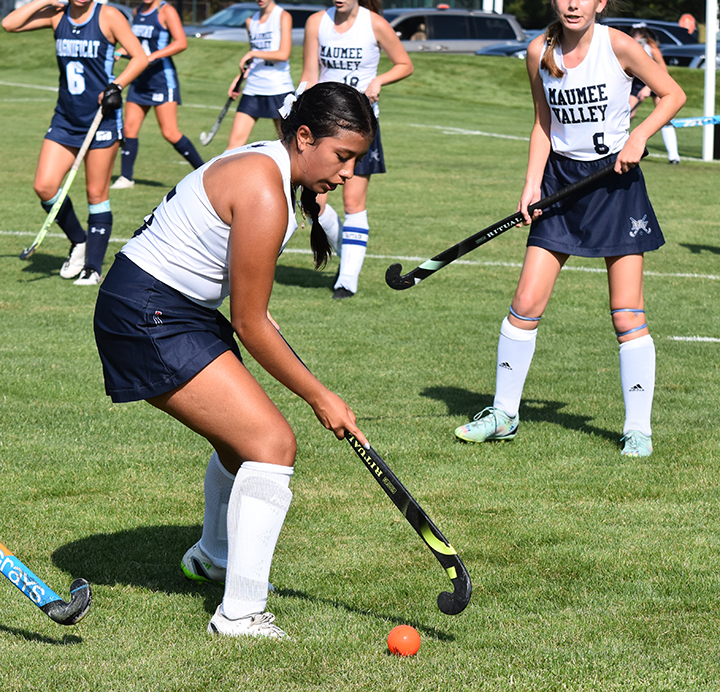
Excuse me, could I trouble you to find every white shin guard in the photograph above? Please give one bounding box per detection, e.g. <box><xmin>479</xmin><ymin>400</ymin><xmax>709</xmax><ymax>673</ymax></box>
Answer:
<box><xmin>199</xmin><ymin>452</ymin><xmax>235</xmax><ymax>568</ymax></box>
<box><xmin>619</xmin><ymin>334</ymin><xmax>655</xmax><ymax>436</ymax></box>
<box><xmin>493</xmin><ymin>317</ymin><xmax>538</xmax><ymax>419</ymax></box>
<box><xmin>318</xmin><ymin>204</ymin><xmax>342</xmax><ymax>255</ymax></box>
<box><xmin>222</xmin><ymin>462</ymin><xmax>293</xmax><ymax>619</ymax></box>
<box><xmin>336</xmin><ymin>210</ymin><xmax>369</xmax><ymax>294</ymax></box>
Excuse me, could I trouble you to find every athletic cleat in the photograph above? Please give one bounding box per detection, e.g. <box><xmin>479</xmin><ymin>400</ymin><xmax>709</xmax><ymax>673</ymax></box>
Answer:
<box><xmin>59</xmin><ymin>242</ymin><xmax>86</xmax><ymax>279</ymax></box>
<box><xmin>332</xmin><ymin>287</ymin><xmax>355</xmax><ymax>300</ymax></box>
<box><xmin>620</xmin><ymin>430</ymin><xmax>653</xmax><ymax>457</ymax></box>
<box><xmin>181</xmin><ymin>542</ymin><xmax>226</xmax><ymax>584</ymax></box>
<box><xmin>73</xmin><ymin>268</ymin><xmax>102</xmax><ymax>285</ymax></box>
<box><xmin>454</xmin><ymin>406</ymin><xmax>519</xmax><ymax>443</ymax></box>
<box><xmin>668</xmin><ymin>159</ymin><xmax>680</xmax><ymax>165</ymax></box>
<box><xmin>110</xmin><ymin>175</ymin><xmax>135</xmax><ymax>189</ymax></box>
<box><xmin>207</xmin><ymin>607</ymin><xmax>287</xmax><ymax>639</ymax></box>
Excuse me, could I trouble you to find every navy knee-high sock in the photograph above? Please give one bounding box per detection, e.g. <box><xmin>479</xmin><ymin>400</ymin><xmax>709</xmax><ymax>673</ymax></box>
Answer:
<box><xmin>86</xmin><ymin>210</ymin><xmax>113</xmax><ymax>274</ymax></box>
<box><xmin>120</xmin><ymin>137</ymin><xmax>139</xmax><ymax>180</ymax></box>
<box><xmin>41</xmin><ymin>196</ymin><xmax>86</xmax><ymax>244</ymax></box>
<box><xmin>173</xmin><ymin>134</ymin><xmax>204</xmax><ymax>169</ymax></box>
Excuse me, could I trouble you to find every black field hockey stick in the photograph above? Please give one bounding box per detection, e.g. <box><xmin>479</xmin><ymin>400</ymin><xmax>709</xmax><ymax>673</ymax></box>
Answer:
<box><xmin>0</xmin><ymin>540</ymin><xmax>92</xmax><ymax>625</ymax></box>
<box><xmin>20</xmin><ymin>106</ymin><xmax>104</xmax><ymax>260</ymax></box>
<box><xmin>385</xmin><ymin>156</ymin><xmax>640</xmax><ymax>290</ymax></box>
<box><xmin>344</xmin><ymin>432</ymin><xmax>472</xmax><ymax>615</ymax></box>
<box><xmin>275</xmin><ymin>331</ymin><xmax>471</xmax><ymax>614</ymax></box>
<box><xmin>200</xmin><ymin>73</ymin><xmax>244</xmax><ymax>146</ymax></box>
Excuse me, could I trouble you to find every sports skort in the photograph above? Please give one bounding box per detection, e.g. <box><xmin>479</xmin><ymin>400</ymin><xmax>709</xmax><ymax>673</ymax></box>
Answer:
<box><xmin>527</xmin><ymin>151</ymin><xmax>665</xmax><ymax>257</ymax></box>
<box><xmin>94</xmin><ymin>253</ymin><xmax>241</xmax><ymax>403</ymax></box>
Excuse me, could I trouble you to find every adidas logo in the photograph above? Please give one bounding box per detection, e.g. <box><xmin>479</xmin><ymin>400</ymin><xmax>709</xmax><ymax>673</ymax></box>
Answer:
<box><xmin>629</xmin><ymin>383</ymin><xmax>644</xmax><ymax>392</ymax></box>
<box><xmin>499</xmin><ymin>362</ymin><xmax>512</xmax><ymax>370</ymax></box>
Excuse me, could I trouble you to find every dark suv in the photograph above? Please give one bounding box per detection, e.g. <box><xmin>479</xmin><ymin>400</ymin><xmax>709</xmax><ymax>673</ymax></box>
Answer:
<box><xmin>384</xmin><ymin>8</ymin><xmax>525</xmax><ymax>53</ymax></box>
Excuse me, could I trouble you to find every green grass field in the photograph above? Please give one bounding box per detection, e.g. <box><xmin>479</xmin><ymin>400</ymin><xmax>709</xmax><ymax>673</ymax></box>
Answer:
<box><xmin>1</xmin><ymin>32</ymin><xmax>719</xmax><ymax>691</ymax></box>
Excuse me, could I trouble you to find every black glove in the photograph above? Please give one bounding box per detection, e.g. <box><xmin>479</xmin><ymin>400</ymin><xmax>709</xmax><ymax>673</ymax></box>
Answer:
<box><xmin>101</xmin><ymin>83</ymin><xmax>123</xmax><ymax>116</ymax></box>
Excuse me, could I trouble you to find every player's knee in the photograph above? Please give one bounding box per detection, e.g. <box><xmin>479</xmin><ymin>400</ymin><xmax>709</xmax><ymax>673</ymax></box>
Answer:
<box><xmin>265</xmin><ymin>427</ymin><xmax>297</xmax><ymax>467</ymax></box>
<box><xmin>164</xmin><ymin>128</ymin><xmax>182</xmax><ymax>143</ymax></box>
<box><xmin>34</xmin><ymin>181</ymin><xmax>57</xmax><ymax>201</ymax></box>
<box><xmin>611</xmin><ymin>308</ymin><xmax>648</xmax><ymax>339</ymax></box>
<box><xmin>511</xmin><ymin>290</ymin><xmax>544</xmax><ymax>322</ymax></box>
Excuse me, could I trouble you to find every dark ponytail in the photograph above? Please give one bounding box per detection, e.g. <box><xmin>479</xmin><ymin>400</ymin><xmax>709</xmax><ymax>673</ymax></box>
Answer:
<box><xmin>280</xmin><ymin>82</ymin><xmax>378</xmax><ymax>270</ymax></box>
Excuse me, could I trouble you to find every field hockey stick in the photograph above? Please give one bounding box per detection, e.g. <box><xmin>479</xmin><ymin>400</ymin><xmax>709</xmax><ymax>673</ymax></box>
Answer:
<box><xmin>200</xmin><ymin>73</ymin><xmax>244</xmax><ymax>146</ymax></box>
<box><xmin>20</xmin><ymin>106</ymin><xmax>104</xmax><ymax>260</ymax></box>
<box><xmin>386</xmin><ymin>159</ymin><xmax>622</xmax><ymax>290</ymax></box>
<box><xmin>274</xmin><ymin>331</ymin><xmax>472</xmax><ymax>613</ymax></box>
<box><xmin>0</xmin><ymin>540</ymin><xmax>92</xmax><ymax>625</ymax></box>
<box><xmin>344</xmin><ymin>432</ymin><xmax>472</xmax><ymax>615</ymax></box>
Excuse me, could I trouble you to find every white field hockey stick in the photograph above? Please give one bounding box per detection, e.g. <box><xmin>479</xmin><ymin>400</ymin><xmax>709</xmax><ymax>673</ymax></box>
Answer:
<box><xmin>0</xmin><ymin>540</ymin><xmax>92</xmax><ymax>625</ymax></box>
<box><xmin>20</xmin><ymin>106</ymin><xmax>104</xmax><ymax>260</ymax></box>
<box><xmin>671</xmin><ymin>114</ymin><xmax>720</xmax><ymax>128</ymax></box>
<box><xmin>200</xmin><ymin>73</ymin><xmax>244</xmax><ymax>146</ymax></box>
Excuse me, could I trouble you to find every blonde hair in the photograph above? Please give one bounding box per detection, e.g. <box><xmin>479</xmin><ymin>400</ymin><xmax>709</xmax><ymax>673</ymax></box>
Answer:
<box><xmin>540</xmin><ymin>0</ymin><xmax>616</xmax><ymax>78</ymax></box>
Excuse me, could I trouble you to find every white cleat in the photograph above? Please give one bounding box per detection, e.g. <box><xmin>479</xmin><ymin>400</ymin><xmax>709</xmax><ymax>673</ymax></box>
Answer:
<box><xmin>110</xmin><ymin>176</ymin><xmax>135</xmax><ymax>189</ymax></box>
<box><xmin>60</xmin><ymin>242</ymin><xmax>86</xmax><ymax>279</ymax></box>
<box><xmin>73</xmin><ymin>268</ymin><xmax>102</xmax><ymax>285</ymax></box>
<box><xmin>207</xmin><ymin>606</ymin><xmax>288</xmax><ymax>639</ymax></box>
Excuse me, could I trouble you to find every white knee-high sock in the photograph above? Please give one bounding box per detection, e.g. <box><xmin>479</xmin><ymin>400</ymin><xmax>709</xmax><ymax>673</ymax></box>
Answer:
<box><xmin>222</xmin><ymin>462</ymin><xmax>293</xmax><ymax>619</ymax></box>
<box><xmin>493</xmin><ymin>317</ymin><xmax>538</xmax><ymax>419</ymax></box>
<box><xmin>318</xmin><ymin>203</ymin><xmax>342</xmax><ymax>255</ymax></box>
<box><xmin>661</xmin><ymin>125</ymin><xmax>679</xmax><ymax>161</ymax></box>
<box><xmin>619</xmin><ymin>334</ymin><xmax>655</xmax><ymax>436</ymax></box>
<box><xmin>336</xmin><ymin>210</ymin><xmax>369</xmax><ymax>294</ymax></box>
<box><xmin>199</xmin><ymin>452</ymin><xmax>235</xmax><ymax>568</ymax></box>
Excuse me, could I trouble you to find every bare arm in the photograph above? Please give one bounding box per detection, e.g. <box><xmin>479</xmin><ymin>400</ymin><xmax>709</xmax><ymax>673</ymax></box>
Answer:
<box><xmin>238</xmin><ymin>9</ymin><xmax>292</xmax><ymax>72</ymax></box>
<box><xmin>517</xmin><ymin>35</ymin><xmax>552</xmax><ymax>224</ymax></box>
<box><xmin>611</xmin><ymin>29</ymin><xmax>685</xmax><ymax>172</ymax></box>
<box><xmin>100</xmin><ymin>6</ymin><xmax>148</xmax><ymax>89</ymax></box>
<box><xmin>2</xmin><ymin>0</ymin><xmax>62</xmax><ymax>33</ymax></box>
<box><xmin>204</xmin><ymin>154</ymin><xmax>367</xmax><ymax>444</ymax></box>
<box><xmin>366</xmin><ymin>13</ymin><xmax>413</xmax><ymax>103</ymax></box>
<box><xmin>299</xmin><ymin>11</ymin><xmax>322</xmax><ymax>86</ymax></box>
<box><xmin>148</xmin><ymin>3</ymin><xmax>187</xmax><ymax>62</ymax></box>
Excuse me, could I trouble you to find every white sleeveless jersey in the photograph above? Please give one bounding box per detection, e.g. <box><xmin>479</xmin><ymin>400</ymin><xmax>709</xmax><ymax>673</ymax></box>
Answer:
<box><xmin>121</xmin><ymin>140</ymin><xmax>297</xmax><ymax>309</ymax></box>
<box><xmin>317</xmin><ymin>7</ymin><xmax>380</xmax><ymax>114</ymax></box>
<box><xmin>242</xmin><ymin>5</ymin><xmax>294</xmax><ymax>96</ymax></box>
<box><xmin>540</xmin><ymin>24</ymin><xmax>632</xmax><ymax>161</ymax></box>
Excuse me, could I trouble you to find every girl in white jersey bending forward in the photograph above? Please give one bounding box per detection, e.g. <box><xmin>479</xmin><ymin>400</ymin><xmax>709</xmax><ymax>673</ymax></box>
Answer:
<box><xmin>93</xmin><ymin>83</ymin><xmax>376</xmax><ymax>638</ymax></box>
<box><xmin>301</xmin><ymin>0</ymin><xmax>413</xmax><ymax>299</ymax></box>
<box><xmin>226</xmin><ymin>0</ymin><xmax>294</xmax><ymax>149</ymax></box>
<box><xmin>454</xmin><ymin>0</ymin><xmax>684</xmax><ymax>457</ymax></box>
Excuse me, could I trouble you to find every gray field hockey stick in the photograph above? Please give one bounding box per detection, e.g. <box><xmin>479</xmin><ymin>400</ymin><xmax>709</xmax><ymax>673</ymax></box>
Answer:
<box><xmin>0</xmin><ymin>540</ymin><xmax>92</xmax><ymax>625</ymax></box>
<box><xmin>386</xmin><ymin>153</ymin><xmax>647</xmax><ymax>291</ymax></box>
<box><xmin>277</xmin><ymin>333</ymin><xmax>471</xmax><ymax>614</ymax></box>
<box><xmin>200</xmin><ymin>73</ymin><xmax>244</xmax><ymax>146</ymax></box>
<box><xmin>20</xmin><ymin>106</ymin><xmax>104</xmax><ymax>260</ymax></box>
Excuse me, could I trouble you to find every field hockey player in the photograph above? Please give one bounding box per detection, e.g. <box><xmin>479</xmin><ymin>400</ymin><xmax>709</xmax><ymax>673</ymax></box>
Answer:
<box><xmin>301</xmin><ymin>0</ymin><xmax>413</xmax><ymax>299</ymax></box>
<box><xmin>92</xmin><ymin>82</ymin><xmax>374</xmax><ymax>639</ymax></box>
<box><xmin>454</xmin><ymin>0</ymin><xmax>685</xmax><ymax>457</ymax></box>
<box><xmin>2</xmin><ymin>0</ymin><xmax>148</xmax><ymax>285</ymax></box>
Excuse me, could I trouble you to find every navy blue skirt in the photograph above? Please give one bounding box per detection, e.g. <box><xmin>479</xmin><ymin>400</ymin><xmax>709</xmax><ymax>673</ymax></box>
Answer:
<box><xmin>237</xmin><ymin>92</ymin><xmax>292</xmax><ymax>119</ymax></box>
<box><xmin>94</xmin><ymin>253</ymin><xmax>241</xmax><ymax>403</ymax></box>
<box><xmin>527</xmin><ymin>151</ymin><xmax>665</xmax><ymax>258</ymax></box>
<box><xmin>354</xmin><ymin>125</ymin><xmax>385</xmax><ymax>177</ymax></box>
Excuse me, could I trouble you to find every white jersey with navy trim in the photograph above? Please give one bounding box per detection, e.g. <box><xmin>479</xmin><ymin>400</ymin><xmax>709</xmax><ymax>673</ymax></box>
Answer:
<box><xmin>540</xmin><ymin>24</ymin><xmax>632</xmax><ymax>161</ymax></box>
<box><xmin>317</xmin><ymin>7</ymin><xmax>380</xmax><ymax>115</ymax></box>
<box><xmin>121</xmin><ymin>140</ymin><xmax>297</xmax><ymax>308</ymax></box>
<box><xmin>243</xmin><ymin>5</ymin><xmax>294</xmax><ymax>96</ymax></box>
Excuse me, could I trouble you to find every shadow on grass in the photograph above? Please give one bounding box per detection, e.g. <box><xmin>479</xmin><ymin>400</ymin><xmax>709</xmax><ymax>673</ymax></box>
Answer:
<box><xmin>274</xmin><ymin>263</ymin><xmax>335</xmax><ymax>290</ymax></box>
<box><xmin>679</xmin><ymin>243</ymin><xmax>720</xmax><ymax>255</ymax></box>
<box><xmin>52</xmin><ymin>526</ymin><xmax>454</xmax><ymax>638</ymax></box>
<box><xmin>421</xmin><ymin>386</ymin><xmax>617</xmax><ymax>445</ymax></box>
<box><xmin>0</xmin><ymin>624</ymin><xmax>83</xmax><ymax>645</ymax></box>
<box><xmin>0</xmin><ymin>251</ymin><xmax>60</xmax><ymax>280</ymax></box>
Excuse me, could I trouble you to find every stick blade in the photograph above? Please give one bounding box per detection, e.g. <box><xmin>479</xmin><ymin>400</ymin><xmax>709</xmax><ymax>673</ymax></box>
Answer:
<box><xmin>199</xmin><ymin>132</ymin><xmax>210</xmax><ymax>146</ymax></box>
<box><xmin>437</xmin><ymin>559</ymin><xmax>472</xmax><ymax>615</ymax></box>
<box><xmin>385</xmin><ymin>263</ymin><xmax>413</xmax><ymax>291</ymax></box>
<box><xmin>41</xmin><ymin>578</ymin><xmax>92</xmax><ymax>625</ymax></box>
<box><xmin>19</xmin><ymin>245</ymin><xmax>37</xmax><ymax>260</ymax></box>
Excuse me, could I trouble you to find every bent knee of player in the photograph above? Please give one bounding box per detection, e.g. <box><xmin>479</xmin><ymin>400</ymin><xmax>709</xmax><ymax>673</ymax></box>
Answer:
<box><xmin>611</xmin><ymin>308</ymin><xmax>649</xmax><ymax>341</ymax></box>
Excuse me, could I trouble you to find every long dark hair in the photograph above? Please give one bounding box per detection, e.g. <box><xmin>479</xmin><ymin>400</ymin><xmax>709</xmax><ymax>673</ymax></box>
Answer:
<box><xmin>280</xmin><ymin>82</ymin><xmax>377</xmax><ymax>269</ymax></box>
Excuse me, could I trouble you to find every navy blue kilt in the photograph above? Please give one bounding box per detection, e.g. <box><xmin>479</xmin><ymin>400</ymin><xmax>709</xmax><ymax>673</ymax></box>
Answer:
<box><xmin>94</xmin><ymin>253</ymin><xmax>242</xmax><ymax>403</ymax></box>
<box><xmin>354</xmin><ymin>124</ymin><xmax>385</xmax><ymax>177</ymax></box>
<box><xmin>237</xmin><ymin>92</ymin><xmax>293</xmax><ymax>119</ymax></box>
<box><xmin>526</xmin><ymin>151</ymin><xmax>665</xmax><ymax>258</ymax></box>
<box><xmin>46</xmin><ymin>109</ymin><xmax>122</xmax><ymax>149</ymax></box>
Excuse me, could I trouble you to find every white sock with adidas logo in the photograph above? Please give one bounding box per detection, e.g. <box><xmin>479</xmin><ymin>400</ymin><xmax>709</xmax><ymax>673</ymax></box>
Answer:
<box><xmin>619</xmin><ymin>334</ymin><xmax>655</xmax><ymax>436</ymax></box>
<box><xmin>493</xmin><ymin>317</ymin><xmax>537</xmax><ymax>419</ymax></box>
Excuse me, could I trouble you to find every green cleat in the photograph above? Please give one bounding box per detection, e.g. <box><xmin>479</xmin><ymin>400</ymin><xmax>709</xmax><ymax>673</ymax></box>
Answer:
<box><xmin>454</xmin><ymin>407</ymin><xmax>519</xmax><ymax>443</ymax></box>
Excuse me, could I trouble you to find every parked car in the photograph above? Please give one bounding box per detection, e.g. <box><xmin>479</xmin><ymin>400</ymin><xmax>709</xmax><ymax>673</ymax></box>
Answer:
<box><xmin>103</xmin><ymin>1</ymin><xmax>134</xmax><ymax>21</ymax></box>
<box><xmin>384</xmin><ymin>7</ymin><xmax>525</xmax><ymax>54</ymax></box>
<box><xmin>661</xmin><ymin>41</ymin><xmax>720</xmax><ymax>69</ymax></box>
<box><xmin>475</xmin><ymin>28</ymin><xmax>542</xmax><ymax>58</ymax></box>
<box><xmin>599</xmin><ymin>17</ymin><xmax>698</xmax><ymax>46</ymax></box>
<box><xmin>184</xmin><ymin>2</ymin><xmax>327</xmax><ymax>45</ymax></box>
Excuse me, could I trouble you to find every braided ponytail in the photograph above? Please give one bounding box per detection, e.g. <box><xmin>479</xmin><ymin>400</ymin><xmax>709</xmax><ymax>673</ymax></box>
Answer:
<box><xmin>540</xmin><ymin>21</ymin><xmax>564</xmax><ymax>78</ymax></box>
